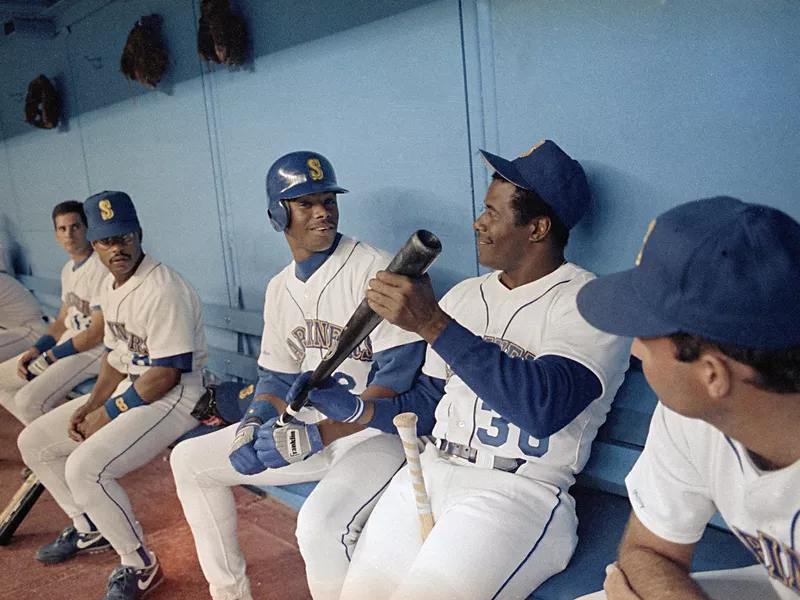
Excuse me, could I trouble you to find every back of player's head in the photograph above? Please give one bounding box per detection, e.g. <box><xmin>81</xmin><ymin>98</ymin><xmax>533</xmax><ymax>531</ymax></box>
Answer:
<box><xmin>52</xmin><ymin>200</ymin><xmax>87</xmax><ymax>227</ymax></box>
<box><xmin>480</xmin><ymin>140</ymin><xmax>590</xmax><ymax>233</ymax></box>
<box><xmin>83</xmin><ymin>191</ymin><xmax>141</xmax><ymax>242</ymax></box>
<box><xmin>577</xmin><ymin>196</ymin><xmax>800</xmax><ymax>352</ymax></box>
<box><xmin>265</xmin><ymin>151</ymin><xmax>348</xmax><ymax>232</ymax></box>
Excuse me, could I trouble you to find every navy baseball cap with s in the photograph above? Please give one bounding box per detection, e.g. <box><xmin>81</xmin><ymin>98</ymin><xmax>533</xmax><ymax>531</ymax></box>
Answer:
<box><xmin>84</xmin><ymin>191</ymin><xmax>141</xmax><ymax>242</ymax></box>
<box><xmin>479</xmin><ymin>140</ymin><xmax>590</xmax><ymax>230</ymax></box>
<box><xmin>577</xmin><ymin>196</ymin><xmax>800</xmax><ymax>350</ymax></box>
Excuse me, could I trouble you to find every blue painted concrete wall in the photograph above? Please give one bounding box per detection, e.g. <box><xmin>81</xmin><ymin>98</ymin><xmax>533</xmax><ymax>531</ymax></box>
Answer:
<box><xmin>1</xmin><ymin>0</ymin><xmax>798</xmax><ymax>317</ymax></box>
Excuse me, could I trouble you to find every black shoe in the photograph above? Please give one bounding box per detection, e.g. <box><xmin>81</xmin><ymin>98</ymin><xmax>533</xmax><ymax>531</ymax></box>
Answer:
<box><xmin>102</xmin><ymin>557</ymin><xmax>163</xmax><ymax>600</ymax></box>
<box><xmin>35</xmin><ymin>526</ymin><xmax>111</xmax><ymax>564</ymax></box>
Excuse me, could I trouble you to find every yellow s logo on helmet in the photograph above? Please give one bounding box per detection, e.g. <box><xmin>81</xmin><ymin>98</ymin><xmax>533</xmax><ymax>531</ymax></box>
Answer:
<box><xmin>307</xmin><ymin>158</ymin><xmax>324</xmax><ymax>181</ymax></box>
<box><xmin>99</xmin><ymin>200</ymin><xmax>114</xmax><ymax>221</ymax></box>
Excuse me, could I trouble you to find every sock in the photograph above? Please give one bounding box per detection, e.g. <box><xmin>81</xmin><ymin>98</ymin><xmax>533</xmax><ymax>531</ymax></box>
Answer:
<box><xmin>73</xmin><ymin>514</ymin><xmax>96</xmax><ymax>534</ymax></box>
<box><xmin>120</xmin><ymin>546</ymin><xmax>153</xmax><ymax>569</ymax></box>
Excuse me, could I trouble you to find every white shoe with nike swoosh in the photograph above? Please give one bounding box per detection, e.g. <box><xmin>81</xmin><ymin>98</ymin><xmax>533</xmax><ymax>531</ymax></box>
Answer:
<box><xmin>102</xmin><ymin>555</ymin><xmax>164</xmax><ymax>600</ymax></box>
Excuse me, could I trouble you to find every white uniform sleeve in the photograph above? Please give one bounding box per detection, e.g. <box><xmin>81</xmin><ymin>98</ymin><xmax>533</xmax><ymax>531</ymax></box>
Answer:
<box><xmin>625</xmin><ymin>403</ymin><xmax>718</xmax><ymax>545</ymax></box>
<box><xmin>143</xmin><ymin>281</ymin><xmax>203</xmax><ymax>359</ymax></box>
<box><xmin>257</xmin><ymin>279</ymin><xmax>300</xmax><ymax>374</ymax></box>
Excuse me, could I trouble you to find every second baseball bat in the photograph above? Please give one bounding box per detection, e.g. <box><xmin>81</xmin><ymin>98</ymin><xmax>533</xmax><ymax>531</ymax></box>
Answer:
<box><xmin>277</xmin><ymin>230</ymin><xmax>442</xmax><ymax>426</ymax></box>
<box><xmin>394</xmin><ymin>412</ymin><xmax>434</xmax><ymax>541</ymax></box>
<box><xmin>0</xmin><ymin>473</ymin><xmax>45</xmax><ymax>546</ymax></box>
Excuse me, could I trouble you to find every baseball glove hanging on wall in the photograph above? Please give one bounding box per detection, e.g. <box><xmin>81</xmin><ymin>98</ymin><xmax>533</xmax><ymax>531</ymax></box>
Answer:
<box><xmin>198</xmin><ymin>0</ymin><xmax>247</xmax><ymax>66</ymax></box>
<box><xmin>120</xmin><ymin>15</ymin><xmax>169</xmax><ymax>88</ymax></box>
<box><xmin>24</xmin><ymin>75</ymin><xmax>60</xmax><ymax>130</ymax></box>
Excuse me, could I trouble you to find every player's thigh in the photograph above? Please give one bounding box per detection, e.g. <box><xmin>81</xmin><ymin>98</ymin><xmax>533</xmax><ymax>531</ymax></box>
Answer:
<box><xmin>0</xmin><ymin>352</ymin><xmax>26</xmax><ymax>394</ymax></box>
<box><xmin>17</xmin><ymin>395</ymin><xmax>85</xmax><ymax>459</ymax></box>
<box><xmin>67</xmin><ymin>393</ymin><xmax>198</xmax><ymax>481</ymax></box>
<box><xmin>391</xmin><ymin>473</ymin><xmax>577</xmax><ymax>600</ymax></box>
<box><xmin>298</xmin><ymin>432</ymin><xmax>406</xmax><ymax>540</ymax></box>
<box><xmin>171</xmin><ymin>423</ymin><xmax>331</xmax><ymax>489</ymax></box>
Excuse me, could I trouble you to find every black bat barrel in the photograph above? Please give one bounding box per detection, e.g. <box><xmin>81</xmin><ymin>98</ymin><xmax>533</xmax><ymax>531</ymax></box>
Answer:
<box><xmin>277</xmin><ymin>230</ymin><xmax>441</xmax><ymax>426</ymax></box>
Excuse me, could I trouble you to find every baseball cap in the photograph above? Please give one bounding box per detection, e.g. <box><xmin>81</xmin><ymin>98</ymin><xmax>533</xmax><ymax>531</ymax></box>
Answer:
<box><xmin>577</xmin><ymin>196</ymin><xmax>800</xmax><ymax>350</ymax></box>
<box><xmin>479</xmin><ymin>140</ymin><xmax>590</xmax><ymax>230</ymax></box>
<box><xmin>84</xmin><ymin>191</ymin><xmax>141</xmax><ymax>242</ymax></box>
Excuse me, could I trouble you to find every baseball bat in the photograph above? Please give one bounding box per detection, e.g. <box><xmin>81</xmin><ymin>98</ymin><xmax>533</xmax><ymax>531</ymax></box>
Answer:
<box><xmin>277</xmin><ymin>230</ymin><xmax>442</xmax><ymax>427</ymax></box>
<box><xmin>0</xmin><ymin>473</ymin><xmax>45</xmax><ymax>546</ymax></box>
<box><xmin>393</xmin><ymin>412</ymin><xmax>434</xmax><ymax>541</ymax></box>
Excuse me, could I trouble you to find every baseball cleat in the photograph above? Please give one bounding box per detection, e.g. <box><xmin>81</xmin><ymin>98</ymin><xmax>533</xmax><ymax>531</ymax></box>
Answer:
<box><xmin>35</xmin><ymin>526</ymin><xmax>112</xmax><ymax>563</ymax></box>
<box><xmin>102</xmin><ymin>557</ymin><xmax>163</xmax><ymax>600</ymax></box>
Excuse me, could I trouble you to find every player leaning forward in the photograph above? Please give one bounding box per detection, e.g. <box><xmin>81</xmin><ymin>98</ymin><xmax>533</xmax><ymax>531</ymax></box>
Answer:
<box><xmin>0</xmin><ymin>200</ymin><xmax>106</xmax><ymax>425</ymax></box>
<box><xmin>18</xmin><ymin>191</ymin><xmax>208</xmax><ymax>600</ymax></box>
<box><xmin>170</xmin><ymin>151</ymin><xmax>425</xmax><ymax>600</ymax></box>
<box><xmin>302</xmin><ymin>141</ymin><xmax>631</xmax><ymax>599</ymax></box>
<box><xmin>575</xmin><ymin>197</ymin><xmax>800</xmax><ymax>600</ymax></box>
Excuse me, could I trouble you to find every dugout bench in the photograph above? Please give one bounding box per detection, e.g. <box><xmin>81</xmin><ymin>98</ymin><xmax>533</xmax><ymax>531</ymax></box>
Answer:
<box><xmin>18</xmin><ymin>275</ymin><xmax>756</xmax><ymax>598</ymax></box>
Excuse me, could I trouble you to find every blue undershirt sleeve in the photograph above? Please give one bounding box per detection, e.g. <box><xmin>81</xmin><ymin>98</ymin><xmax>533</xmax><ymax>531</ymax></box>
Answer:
<box><xmin>254</xmin><ymin>367</ymin><xmax>298</xmax><ymax>400</ymax></box>
<box><xmin>367</xmin><ymin>341</ymin><xmax>427</xmax><ymax>394</ymax></box>
<box><xmin>369</xmin><ymin>374</ymin><xmax>445</xmax><ymax>436</ymax></box>
<box><xmin>150</xmin><ymin>352</ymin><xmax>193</xmax><ymax>372</ymax></box>
<box><xmin>431</xmin><ymin>320</ymin><xmax>602</xmax><ymax>438</ymax></box>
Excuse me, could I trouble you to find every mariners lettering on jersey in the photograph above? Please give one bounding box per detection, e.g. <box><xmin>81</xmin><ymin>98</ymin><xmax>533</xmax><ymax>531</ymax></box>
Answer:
<box><xmin>444</xmin><ymin>335</ymin><xmax>535</xmax><ymax>383</ymax></box>
<box><xmin>64</xmin><ymin>291</ymin><xmax>91</xmax><ymax>317</ymax></box>
<box><xmin>285</xmin><ymin>319</ymin><xmax>373</xmax><ymax>366</ymax></box>
<box><xmin>107</xmin><ymin>321</ymin><xmax>149</xmax><ymax>356</ymax></box>
<box><xmin>733</xmin><ymin>527</ymin><xmax>800</xmax><ymax>593</ymax></box>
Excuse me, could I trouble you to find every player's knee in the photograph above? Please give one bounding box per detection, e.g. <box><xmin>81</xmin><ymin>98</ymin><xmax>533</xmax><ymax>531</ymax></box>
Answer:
<box><xmin>13</xmin><ymin>388</ymin><xmax>45</xmax><ymax>425</ymax></box>
<box><xmin>296</xmin><ymin>497</ymin><xmax>346</xmax><ymax>553</ymax></box>
<box><xmin>16</xmin><ymin>422</ymin><xmax>41</xmax><ymax>465</ymax></box>
<box><xmin>64</xmin><ymin>447</ymin><xmax>101</xmax><ymax>496</ymax></box>
<box><xmin>169</xmin><ymin>437</ymin><xmax>202</xmax><ymax>487</ymax></box>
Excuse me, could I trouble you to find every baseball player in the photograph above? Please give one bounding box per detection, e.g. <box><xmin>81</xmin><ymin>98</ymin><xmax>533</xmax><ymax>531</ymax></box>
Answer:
<box><xmin>0</xmin><ymin>201</ymin><xmax>107</xmax><ymax>425</ymax></box>
<box><xmin>169</xmin><ymin>151</ymin><xmax>426</xmax><ymax>600</ymax></box>
<box><xmin>575</xmin><ymin>197</ymin><xmax>800</xmax><ymax>600</ymax></box>
<box><xmin>0</xmin><ymin>272</ymin><xmax>46</xmax><ymax>364</ymax></box>
<box><xmin>301</xmin><ymin>141</ymin><xmax>631</xmax><ymax>599</ymax></box>
<box><xmin>17</xmin><ymin>191</ymin><xmax>208</xmax><ymax>600</ymax></box>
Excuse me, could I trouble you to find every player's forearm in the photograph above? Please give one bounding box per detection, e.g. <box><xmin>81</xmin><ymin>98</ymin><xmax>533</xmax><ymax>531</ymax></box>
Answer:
<box><xmin>131</xmin><ymin>366</ymin><xmax>182</xmax><ymax>403</ymax></box>
<box><xmin>618</xmin><ymin>547</ymin><xmax>709</xmax><ymax>600</ymax></box>
<box><xmin>317</xmin><ymin>384</ymin><xmax>397</xmax><ymax>444</ymax></box>
<box><xmin>44</xmin><ymin>312</ymin><xmax>67</xmax><ymax>344</ymax></box>
<box><xmin>86</xmin><ymin>354</ymin><xmax>127</xmax><ymax>409</ymax></box>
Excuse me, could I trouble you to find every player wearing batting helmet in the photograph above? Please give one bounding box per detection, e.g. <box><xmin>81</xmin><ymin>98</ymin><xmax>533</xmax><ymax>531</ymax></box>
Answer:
<box><xmin>0</xmin><ymin>201</ymin><xmax>107</xmax><ymax>425</ymax></box>
<box><xmin>170</xmin><ymin>151</ymin><xmax>427</xmax><ymax>600</ymax></box>
<box><xmin>17</xmin><ymin>190</ymin><xmax>209</xmax><ymax>600</ymax></box>
<box><xmin>299</xmin><ymin>140</ymin><xmax>631</xmax><ymax>599</ymax></box>
<box><xmin>575</xmin><ymin>197</ymin><xmax>800</xmax><ymax>600</ymax></box>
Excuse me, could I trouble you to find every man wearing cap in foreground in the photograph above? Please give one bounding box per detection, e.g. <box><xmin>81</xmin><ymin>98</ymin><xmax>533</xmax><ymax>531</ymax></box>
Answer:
<box><xmin>302</xmin><ymin>141</ymin><xmax>630</xmax><ymax>599</ymax></box>
<box><xmin>18</xmin><ymin>191</ymin><xmax>208</xmax><ymax>600</ymax></box>
<box><xmin>575</xmin><ymin>196</ymin><xmax>800</xmax><ymax>600</ymax></box>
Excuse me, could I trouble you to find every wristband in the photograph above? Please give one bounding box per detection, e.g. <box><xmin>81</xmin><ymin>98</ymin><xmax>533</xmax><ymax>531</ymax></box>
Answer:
<box><xmin>243</xmin><ymin>399</ymin><xmax>276</xmax><ymax>425</ymax></box>
<box><xmin>104</xmin><ymin>385</ymin><xmax>146</xmax><ymax>420</ymax></box>
<box><xmin>33</xmin><ymin>334</ymin><xmax>57</xmax><ymax>353</ymax></box>
<box><xmin>51</xmin><ymin>339</ymin><xmax>78</xmax><ymax>360</ymax></box>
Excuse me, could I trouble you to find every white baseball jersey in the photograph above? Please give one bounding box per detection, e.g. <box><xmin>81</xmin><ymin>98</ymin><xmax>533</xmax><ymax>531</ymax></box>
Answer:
<box><xmin>60</xmin><ymin>252</ymin><xmax>107</xmax><ymax>335</ymax></box>
<box><xmin>258</xmin><ymin>235</ymin><xmax>419</xmax><ymax>421</ymax></box>
<box><xmin>627</xmin><ymin>403</ymin><xmax>800</xmax><ymax>599</ymax></box>
<box><xmin>424</xmin><ymin>263</ymin><xmax>630</xmax><ymax>489</ymax></box>
<box><xmin>100</xmin><ymin>255</ymin><xmax>208</xmax><ymax>387</ymax></box>
<box><xmin>0</xmin><ymin>272</ymin><xmax>44</xmax><ymax>329</ymax></box>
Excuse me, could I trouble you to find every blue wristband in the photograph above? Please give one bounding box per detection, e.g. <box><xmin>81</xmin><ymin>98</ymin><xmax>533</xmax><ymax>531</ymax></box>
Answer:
<box><xmin>51</xmin><ymin>339</ymin><xmax>78</xmax><ymax>360</ymax></box>
<box><xmin>242</xmin><ymin>399</ymin><xmax>276</xmax><ymax>425</ymax></box>
<box><xmin>104</xmin><ymin>385</ymin><xmax>146</xmax><ymax>420</ymax></box>
<box><xmin>33</xmin><ymin>334</ymin><xmax>57</xmax><ymax>353</ymax></box>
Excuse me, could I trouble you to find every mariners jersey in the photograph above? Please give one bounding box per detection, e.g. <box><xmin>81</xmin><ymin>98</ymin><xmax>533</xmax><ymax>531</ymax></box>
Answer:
<box><xmin>424</xmin><ymin>263</ymin><xmax>630</xmax><ymax>488</ymax></box>
<box><xmin>100</xmin><ymin>255</ymin><xmax>208</xmax><ymax>387</ymax></box>
<box><xmin>0</xmin><ymin>272</ymin><xmax>43</xmax><ymax>329</ymax></box>
<box><xmin>258</xmin><ymin>236</ymin><xmax>419</xmax><ymax>421</ymax></box>
<box><xmin>60</xmin><ymin>252</ymin><xmax>107</xmax><ymax>335</ymax></box>
<box><xmin>627</xmin><ymin>403</ymin><xmax>800</xmax><ymax>599</ymax></box>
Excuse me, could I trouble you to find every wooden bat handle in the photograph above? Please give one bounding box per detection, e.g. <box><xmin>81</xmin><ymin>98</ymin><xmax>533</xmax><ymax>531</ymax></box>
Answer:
<box><xmin>393</xmin><ymin>412</ymin><xmax>434</xmax><ymax>541</ymax></box>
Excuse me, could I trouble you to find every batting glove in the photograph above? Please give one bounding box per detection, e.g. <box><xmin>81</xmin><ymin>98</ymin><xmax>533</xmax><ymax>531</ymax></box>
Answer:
<box><xmin>228</xmin><ymin>400</ymin><xmax>275</xmax><ymax>475</ymax></box>
<box><xmin>253</xmin><ymin>417</ymin><xmax>323</xmax><ymax>468</ymax></box>
<box><xmin>26</xmin><ymin>353</ymin><xmax>54</xmax><ymax>379</ymax></box>
<box><xmin>309</xmin><ymin>377</ymin><xmax>365</xmax><ymax>423</ymax></box>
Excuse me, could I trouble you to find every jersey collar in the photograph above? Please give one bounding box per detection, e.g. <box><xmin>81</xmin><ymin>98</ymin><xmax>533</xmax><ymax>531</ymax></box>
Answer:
<box><xmin>294</xmin><ymin>233</ymin><xmax>343</xmax><ymax>282</ymax></box>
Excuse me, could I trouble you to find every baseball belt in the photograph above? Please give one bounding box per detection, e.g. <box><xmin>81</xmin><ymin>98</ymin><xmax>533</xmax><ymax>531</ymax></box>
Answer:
<box><xmin>435</xmin><ymin>438</ymin><xmax>524</xmax><ymax>473</ymax></box>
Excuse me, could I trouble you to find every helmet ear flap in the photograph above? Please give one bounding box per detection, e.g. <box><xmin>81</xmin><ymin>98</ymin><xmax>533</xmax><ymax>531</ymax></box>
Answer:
<box><xmin>268</xmin><ymin>200</ymin><xmax>291</xmax><ymax>232</ymax></box>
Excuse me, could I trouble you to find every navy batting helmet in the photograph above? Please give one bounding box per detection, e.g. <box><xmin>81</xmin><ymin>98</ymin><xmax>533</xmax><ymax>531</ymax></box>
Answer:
<box><xmin>266</xmin><ymin>151</ymin><xmax>348</xmax><ymax>232</ymax></box>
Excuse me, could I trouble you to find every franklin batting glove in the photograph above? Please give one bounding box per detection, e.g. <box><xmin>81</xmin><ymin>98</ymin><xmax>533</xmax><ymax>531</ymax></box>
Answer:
<box><xmin>254</xmin><ymin>417</ymin><xmax>323</xmax><ymax>468</ymax></box>
<box><xmin>26</xmin><ymin>353</ymin><xmax>55</xmax><ymax>379</ymax></box>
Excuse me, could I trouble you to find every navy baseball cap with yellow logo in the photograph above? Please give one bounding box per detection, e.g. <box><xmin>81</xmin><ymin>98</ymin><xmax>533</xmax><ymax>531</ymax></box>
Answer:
<box><xmin>479</xmin><ymin>140</ymin><xmax>590</xmax><ymax>230</ymax></box>
<box><xmin>84</xmin><ymin>191</ymin><xmax>141</xmax><ymax>242</ymax></box>
<box><xmin>576</xmin><ymin>196</ymin><xmax>800</xmax><ymax>349</ymax></box>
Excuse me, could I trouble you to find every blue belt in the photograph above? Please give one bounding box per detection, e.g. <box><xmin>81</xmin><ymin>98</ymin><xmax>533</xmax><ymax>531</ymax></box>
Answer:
<box><xmin>435</xmin><ymin>438</ymin><xmax>525</xmax><ymax>473</ymax></box>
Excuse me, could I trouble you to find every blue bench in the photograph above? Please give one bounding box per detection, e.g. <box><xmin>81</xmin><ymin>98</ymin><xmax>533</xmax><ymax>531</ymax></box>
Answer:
<box><xmin>18</xmin><ymin>275</ymin><xmax>756</xmax><ymax>597</ymax></box>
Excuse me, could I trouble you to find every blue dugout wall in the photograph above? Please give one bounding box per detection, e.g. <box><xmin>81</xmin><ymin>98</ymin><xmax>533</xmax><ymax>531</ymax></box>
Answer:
<box><xmin>1</xmin><ymin>0</ymin><xmax>799</xmax><ymax>318</ymax></box>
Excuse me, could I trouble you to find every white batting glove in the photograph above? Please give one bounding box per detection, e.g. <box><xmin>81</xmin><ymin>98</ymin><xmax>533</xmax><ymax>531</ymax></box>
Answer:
<box><xmin>27</xmin><ymin>353</ymin><xmax>54</xmax><ymax>378</ymax></box>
